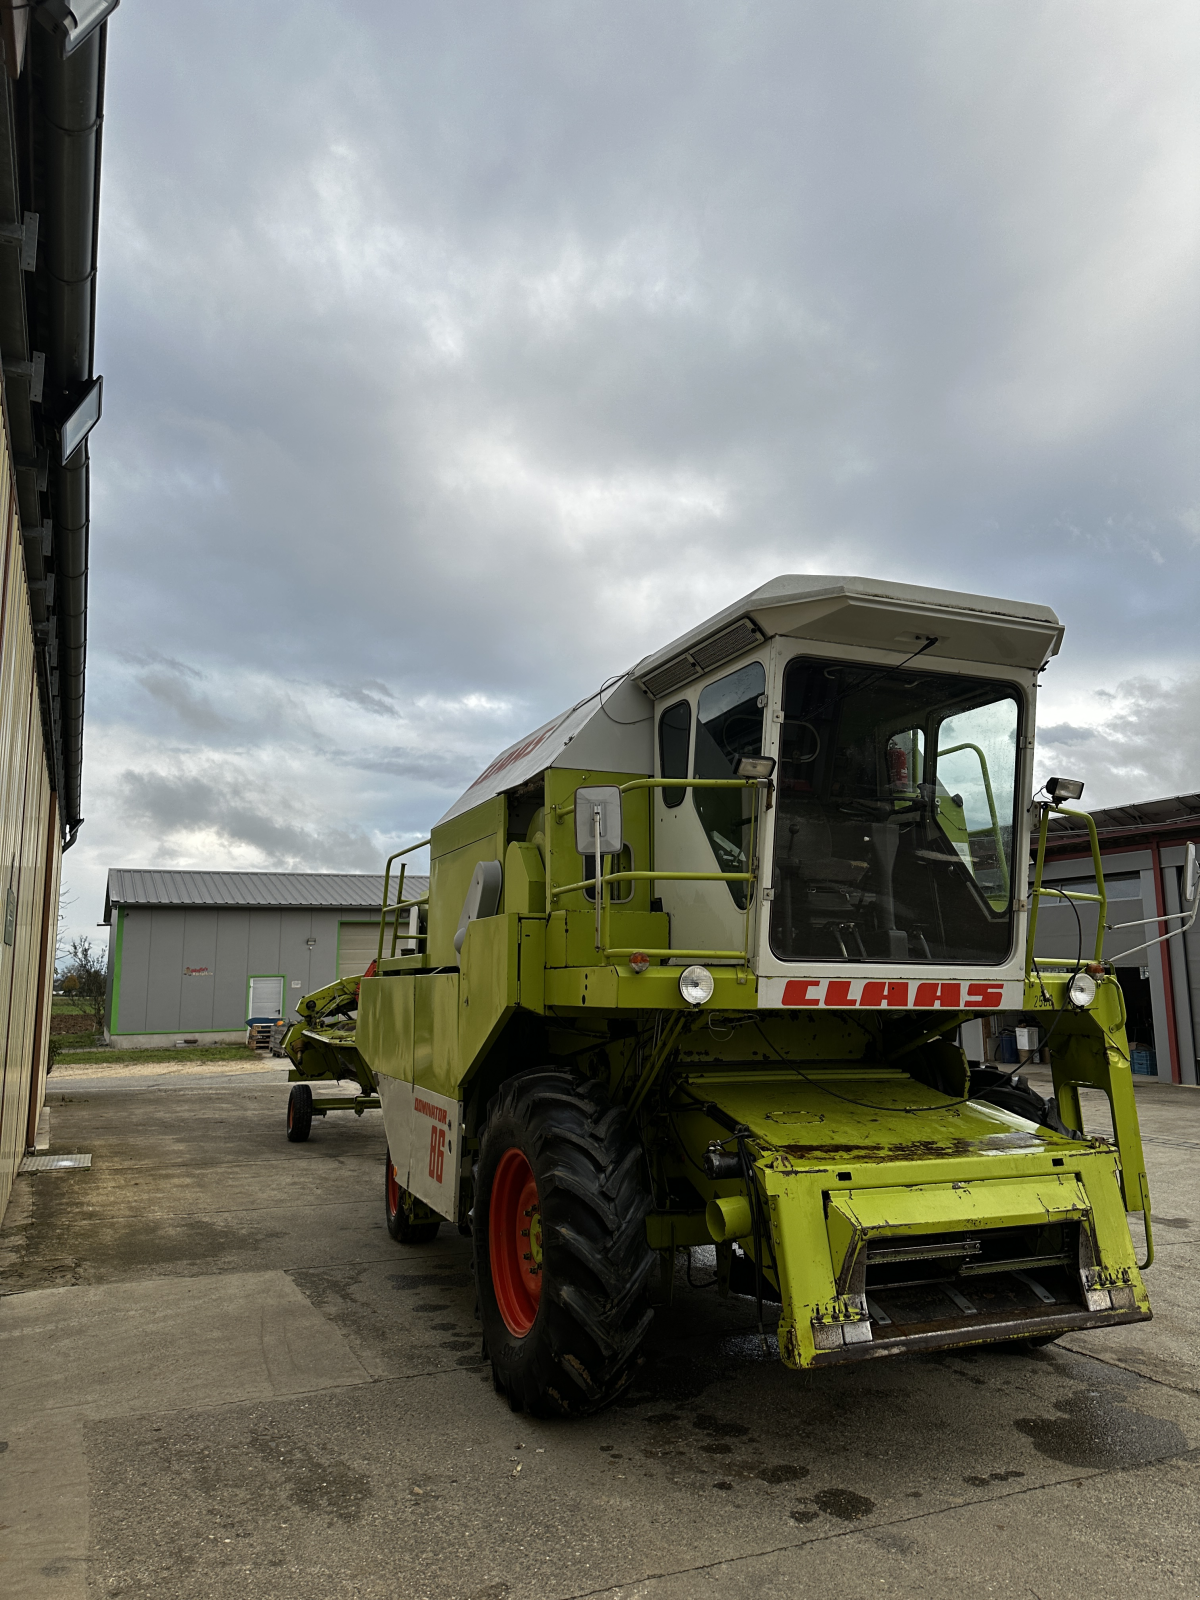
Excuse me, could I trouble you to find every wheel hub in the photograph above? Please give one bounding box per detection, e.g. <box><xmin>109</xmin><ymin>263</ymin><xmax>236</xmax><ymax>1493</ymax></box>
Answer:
<box><xmin>490</xmin><ymin>1147</ymin><xmax>543</xmax><ymax>1336</ymax></box>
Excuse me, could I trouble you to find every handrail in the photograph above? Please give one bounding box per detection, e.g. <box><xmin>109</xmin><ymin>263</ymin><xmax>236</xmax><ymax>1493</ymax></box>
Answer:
<box><xmin>1026</xmin><ymin>803</ymin><xmax>1107</xmax><ymax>975</ymax></box>
<box><xmin>937</xmin><ymin>740</ymin><xmax>1010</xmax><ymax>901</ymax></box>
<box><xmin>551</xmin><ymin>870</ymin><xmax>754</xmax><ymax>898</ymax></box>
<box><xmin>555</xmin><ymin>775</ymin><xmax>768</xmax><ymax>969</ymax></box>
<box><xmin>377</xmin><ymin>838</ymin><xmax>431</xmax><ymax>966</ymax></box>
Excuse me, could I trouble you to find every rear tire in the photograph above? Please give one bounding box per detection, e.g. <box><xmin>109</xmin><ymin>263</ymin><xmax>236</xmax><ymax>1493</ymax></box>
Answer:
<box><xmin>475</xmin><ymin>1068</ymin><xmax>655</xmax><ymax>1417</ymax></box>
<box><xmin>385</xmin><ymin>1148</ymin><xmax>441</xmax><ymax>1243</ymax></box>
<box><xmin>286</xmin><ymin>1084</ymin><xmax>313</xmax><ymax>1142</ymax></box>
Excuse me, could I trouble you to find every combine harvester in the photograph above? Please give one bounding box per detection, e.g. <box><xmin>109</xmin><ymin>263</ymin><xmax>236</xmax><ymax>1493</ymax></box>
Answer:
<box><xmin>286</xmin><ymin>575</ymin><xmax>1179</xmax><ymax>1415</ymax></box>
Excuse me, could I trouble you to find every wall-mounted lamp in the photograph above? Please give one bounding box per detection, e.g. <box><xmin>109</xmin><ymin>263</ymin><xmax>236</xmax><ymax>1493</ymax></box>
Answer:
<box><xmin>306</xmin><ymin>938</ymin><xmax>316</xmax><ymax>949</ymax></box>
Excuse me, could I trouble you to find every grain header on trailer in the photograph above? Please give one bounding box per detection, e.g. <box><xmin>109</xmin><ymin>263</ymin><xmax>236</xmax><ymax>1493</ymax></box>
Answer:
<box><xmin>291</xmin><ymin>574</ymin><xmax>1170</xmax><ymax>1415</ymax></box>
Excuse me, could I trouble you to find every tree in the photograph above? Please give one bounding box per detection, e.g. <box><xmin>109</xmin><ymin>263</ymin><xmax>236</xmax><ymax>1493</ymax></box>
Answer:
<box><xmin>62</xmin><ymin>935</ymin><xmax>107</xmax><ymax>1036</ymax></box>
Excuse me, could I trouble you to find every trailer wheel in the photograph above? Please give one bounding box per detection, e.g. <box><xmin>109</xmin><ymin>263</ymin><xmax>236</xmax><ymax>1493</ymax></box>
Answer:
<box><xmin>475</xmin><ymin>1069</ymin><xmax>655</xmax><ymax>1417</ymax></box>
<box><xmin>286</xmin><ymin>1084</ymin><xmax>313</xmax><ymax>1143</ymax></box>
<box><xmin>384</xmin><ymin>1149</ymin><xmax>441</xmax><ymax>1243</ymax></box>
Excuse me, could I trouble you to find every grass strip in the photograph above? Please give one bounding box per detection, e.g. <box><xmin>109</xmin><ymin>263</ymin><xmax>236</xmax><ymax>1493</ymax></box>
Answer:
<box><xmin>53</xmin><ymin>1044</ymin><xmax>267</xmax><ymax>1067</ymax></box>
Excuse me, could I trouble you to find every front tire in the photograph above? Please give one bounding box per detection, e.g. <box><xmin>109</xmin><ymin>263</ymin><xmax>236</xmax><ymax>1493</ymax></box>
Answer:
<box><xmin>384</xmin><ymin>1149</ymin><xmax>441</xmax><ymax>1243</ymax></box>
<box><xmin>286</xmin><ymin>1084</ymin><xmax>313</xmax><ymax>1142</ymax></box>
<box><xmin>475</xmin><ymin>1069</ymin><xmax>655</xmax><ymax>1417</ymax></box>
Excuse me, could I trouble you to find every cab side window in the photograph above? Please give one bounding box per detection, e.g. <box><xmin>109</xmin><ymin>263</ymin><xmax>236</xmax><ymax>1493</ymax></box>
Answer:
<box><xmin>658</xmin><ymin>699</ymin><xmax>691</xmax><ymax>808</ymax></box>
<box><xmin>693</xmin><ymin>661</ymin><xmax>766</xmax><ymax>908</ymax></box>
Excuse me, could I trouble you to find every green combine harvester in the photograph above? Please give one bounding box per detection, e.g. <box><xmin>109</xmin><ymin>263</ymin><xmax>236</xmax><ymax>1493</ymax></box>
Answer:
<box><xmin>283</xmin><ymin>575</ymin><xmax>1169</xmax><ymax>1416</ymax></box>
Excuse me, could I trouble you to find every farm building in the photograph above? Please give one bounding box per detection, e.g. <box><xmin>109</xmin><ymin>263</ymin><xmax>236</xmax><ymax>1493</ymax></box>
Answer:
<box><xmin>102</xmin><ymin>870</ymin><xmax>427</xmax><ymax>1049</ymax></box>
<box><xmin>0</xmin><ymin>11</ymin><xmax>113</xmax><ymax>1224</ymax></box>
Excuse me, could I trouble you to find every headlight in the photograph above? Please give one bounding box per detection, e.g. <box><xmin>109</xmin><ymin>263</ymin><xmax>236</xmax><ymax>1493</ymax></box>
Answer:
<box><xmin>1068</xmin><ymin>971</ymin><xmax>1097</xmax><ymax>1008</ymax></box>
<box><xmin>679</xmin><ymin>965</ymin><xmax>715</xmax><ymax>1006</ymax></box>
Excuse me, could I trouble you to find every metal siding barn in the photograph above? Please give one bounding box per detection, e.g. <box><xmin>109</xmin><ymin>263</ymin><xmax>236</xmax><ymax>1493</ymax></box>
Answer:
<box><xmin>0</xmin><ymin>16</ymin><xmax>114</xmax><ymax>1226</ymax></box>
<box><xmin>103</xmin><ymin>871</ymin><xmax>428</xmax><ymax>1048</ymax></box>
<box><xmin>1032</xmin><ymin>797</ymin><xmax>1200</xmax><ymax>1084</ymax></box>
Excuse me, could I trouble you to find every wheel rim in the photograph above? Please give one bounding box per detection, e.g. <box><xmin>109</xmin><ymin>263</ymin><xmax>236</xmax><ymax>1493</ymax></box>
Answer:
<box><xmin>490</xmin><ymin>1147</ymin><xmax>542</xmax><ymax>1336</ymax></box>
<box><xmin>287</xmin><ymin>1099</ymin><xmax>295</xmax><ymax>1131</ymax></box>
<box><xmin>386</xmin><ymin>1157</ymin><xmax>400</xmax><ymax>1219</ymax></box>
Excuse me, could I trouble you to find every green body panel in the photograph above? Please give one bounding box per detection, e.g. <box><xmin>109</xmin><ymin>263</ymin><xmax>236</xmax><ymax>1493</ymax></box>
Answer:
<box><xmin>458</xmin><ymin>915</ymin><xmax>519</xmax><ymax>1088</ymax></box>
<box><xmin>504</xmin><ymin>842</ymin><xmax>545</xmax><ymax>915</ymax></box>
<box><xmin>357</xmin><ymin>974</ymin><xmax>414</xmax><ymax>1082</ymax></box>
<box><xmin>546</xmin><ymin>909</ymin><xmax>671</xmax><ymax>967</ymax></box>
<box><xmin>427</xmin><ymin>796</ymin><xmax>507</xmax><ymax>966</ymax></box>
<box><xmin>545</xmin><ymin>767</ymin><xmax>654</xmax><ymax>916</ymax></box>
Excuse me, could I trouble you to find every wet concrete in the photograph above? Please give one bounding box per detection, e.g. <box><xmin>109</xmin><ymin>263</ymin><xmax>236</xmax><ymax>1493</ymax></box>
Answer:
<box><xmin>0</xmin><ymin>1064</ymin><xmax>1197</xmax><ymax>1599</ymax></box>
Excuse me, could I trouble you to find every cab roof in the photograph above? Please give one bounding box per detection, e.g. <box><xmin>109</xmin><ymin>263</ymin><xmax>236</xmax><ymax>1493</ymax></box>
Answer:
<box><xmin>631</xmin><ymin>574</ymin><xmax>1063</xmax><ymax>699</ymax></box>
<box><xmin>438</xmin><ymin>574</ymin><xmax>1062</xmax><ymax>825</ymax></box>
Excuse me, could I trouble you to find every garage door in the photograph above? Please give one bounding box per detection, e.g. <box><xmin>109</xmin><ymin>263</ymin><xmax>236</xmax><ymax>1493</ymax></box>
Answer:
<box><xmin>338</xmin><ymin>922</ymin><xmax>379</xmax><ymax>979</ymax></box>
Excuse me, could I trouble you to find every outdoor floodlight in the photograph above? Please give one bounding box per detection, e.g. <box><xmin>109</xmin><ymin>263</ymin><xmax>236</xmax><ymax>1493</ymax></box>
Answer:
<box><xmin>60</xmin><ymin>377</ymin><xmax>103</xmax><ymax>464</ymax></box>
<box><xmin>734</xmin><ymin>755</ymin><xmax>776</xmax><ymax>780</ymax></box>
<box><xmin>1046</xmin><ymin>776</ymin><xmax>1085</xmax><ymax>803</ymax></box>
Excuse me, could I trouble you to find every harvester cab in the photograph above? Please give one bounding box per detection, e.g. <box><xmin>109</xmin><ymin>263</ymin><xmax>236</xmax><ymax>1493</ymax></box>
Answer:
<box><xmin>326</xmin><ymin>575</ymin><xmax>1159</xmax><ymax>1415</ymax></box>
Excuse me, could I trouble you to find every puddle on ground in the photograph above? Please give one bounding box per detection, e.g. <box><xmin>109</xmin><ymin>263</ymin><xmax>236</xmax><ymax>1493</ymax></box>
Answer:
<box><xmin>390</xmin><ymin>1273</ymin><xmax>471</xmax><ymax>1291</ymax></box>
<box><xmin>809</xmin><ymin>1487</ymin><xmax>875</xmax><ymax>1520</ymax></box>
<box><xmin>757</xmin><ymin>1463</ymin><xmax>809</xmax><ymax>1483</ymax></box>
<box><xmin>692</xmin><ymin>1412</ymin><xmax>751</xmax><ymax>1439</ymax></box>
<box><xmin>963</xmin><ymin>1469</ymin><xmax>1025</xmax><ymax>1487</ymax></box>
<box><xmin>1014</xmin><ymin>1387</ymin><xmax>1187</xmax><ymax>1471</ymax></box>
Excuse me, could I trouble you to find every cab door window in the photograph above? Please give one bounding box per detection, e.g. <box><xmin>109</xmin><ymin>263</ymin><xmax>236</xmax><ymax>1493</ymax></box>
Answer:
<box><xmin>658</xmin><ymin>699</ymin><xmax>691</xmax><ymax>808</ymax></box>
<box><xmin>693</xmin><ymin>661</ymin><xmax>766</xmax><ymax>908</ymax></box>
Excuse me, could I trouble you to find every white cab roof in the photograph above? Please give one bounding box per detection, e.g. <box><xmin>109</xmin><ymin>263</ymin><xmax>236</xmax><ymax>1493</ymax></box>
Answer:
<box><xmin>439</xmin><ymin>574</ymin><xmax>1062</xmax><ymax>825</ymax></box>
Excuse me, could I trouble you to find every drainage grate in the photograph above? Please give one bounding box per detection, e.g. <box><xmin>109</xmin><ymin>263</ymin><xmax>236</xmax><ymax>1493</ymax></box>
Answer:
<box><xmin>19</xmin><ymin>1153</ymin><xmax>91</xmax><ymax>1173</ymax></box>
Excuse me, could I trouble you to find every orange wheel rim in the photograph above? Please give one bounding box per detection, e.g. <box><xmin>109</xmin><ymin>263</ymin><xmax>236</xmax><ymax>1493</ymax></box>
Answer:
<box><xmin>386</xmin><ymin>1159</ymin><xmax>400</xmax><ymax>1217</ymax></box>
<box><xmin>490</xmin><ymin>1147</ymin><xmax>542</xmax><ymax>1336</ymax></box>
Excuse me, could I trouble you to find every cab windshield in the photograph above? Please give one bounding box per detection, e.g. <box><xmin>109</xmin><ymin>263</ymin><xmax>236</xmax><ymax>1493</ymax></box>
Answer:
<box><xmin>770</xmin><ymin>656</ymin><xmax>1020</xmax><ymax>965</ymax></box>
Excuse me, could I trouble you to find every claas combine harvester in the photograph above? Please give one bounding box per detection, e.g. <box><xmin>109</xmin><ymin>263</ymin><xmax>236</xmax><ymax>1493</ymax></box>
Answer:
<box><xmin>281</xmin><ymin>575</ymin><xmax>1166</xmax><ymax>1416</ymax></box>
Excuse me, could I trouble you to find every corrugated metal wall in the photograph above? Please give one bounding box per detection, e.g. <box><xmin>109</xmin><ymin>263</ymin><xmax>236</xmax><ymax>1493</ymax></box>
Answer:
<box><xmin>0</xmin><ymin>440</ymin><xmax>62</xmax><ymax>1224</ymax></box>
<box><xmin>109</xmin><ymin>905</ymin><xmax>366</xmax><ymax>1041</ymax></box>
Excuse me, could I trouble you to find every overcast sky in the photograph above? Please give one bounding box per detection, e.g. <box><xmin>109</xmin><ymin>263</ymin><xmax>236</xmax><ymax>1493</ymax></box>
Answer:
<box><xmin>64</xmin><ymin>1</ymin><xmax>1200</xmax><ymax>941</ymax></box>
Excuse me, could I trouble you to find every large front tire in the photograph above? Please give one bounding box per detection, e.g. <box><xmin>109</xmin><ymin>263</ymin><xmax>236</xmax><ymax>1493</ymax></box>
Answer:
<box><xmin>475</xmin><ymin>1069</ymin><xmax>655</xmax><ymax>1417</ymax></box>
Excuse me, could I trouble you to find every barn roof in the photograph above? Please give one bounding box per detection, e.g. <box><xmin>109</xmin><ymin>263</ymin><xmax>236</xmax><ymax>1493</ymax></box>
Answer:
<box><xmin>103</xmin><ymin>869</ymin><xmax>429</xmax><ymax>922</ymax></box>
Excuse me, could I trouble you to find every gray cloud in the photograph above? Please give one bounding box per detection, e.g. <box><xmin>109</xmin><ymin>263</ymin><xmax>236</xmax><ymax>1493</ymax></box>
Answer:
<box><xmin>62</xmin><ymin>2</ymin><xmax>1200</xmax><ymax>937</ymax></box>
<box><xmin>1035</xmin><ymin>676</ymin><xmax>1200</xmax><ymax>807</ymax></box>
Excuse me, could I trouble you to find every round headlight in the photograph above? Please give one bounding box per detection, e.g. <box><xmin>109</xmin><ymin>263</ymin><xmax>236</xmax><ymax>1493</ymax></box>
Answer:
<box><xmin>678</xmin><ymin>965</ymin><xmax>715</xmax><ymax>1006</ymax></box>
<box><xmin>1068</xmin><ymin>971</ymin><xmax>1097</xmax><ymax>1008</ymax></box>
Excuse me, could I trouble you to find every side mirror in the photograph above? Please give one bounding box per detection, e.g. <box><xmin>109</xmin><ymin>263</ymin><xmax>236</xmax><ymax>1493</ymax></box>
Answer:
<box><xmin>574</xmin><ymin>786</ymin><xmax>623</xmax><ymax>857</ymax></box>
<box><xmin>1185</xmin><ymin>841</ymin><xmax>1199</xmax><ymax>906</ymax></box>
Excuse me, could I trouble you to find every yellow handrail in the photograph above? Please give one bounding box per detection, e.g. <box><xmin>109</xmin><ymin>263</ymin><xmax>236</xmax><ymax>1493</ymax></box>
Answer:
<box><xmin>377</xmin><ymin>838</ymin><xmax>431</xmax><ymax>966</ymax></box>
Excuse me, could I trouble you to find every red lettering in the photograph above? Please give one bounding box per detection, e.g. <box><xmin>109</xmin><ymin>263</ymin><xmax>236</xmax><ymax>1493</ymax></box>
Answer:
<box><xmin>428</xmin><ymin>1124</ymin><xmax>446</xmax><ymax>1184</ymax></box>
<box><xmin>966</xmin><ymin>983</ymin><xmax>1005</xmax><ymax>1008</ymax></box>
<box><xmin>858</xmin><ymin>981</ymin><xmax>886</xmax><ymax>1008</ymax></box>
<box><xmin>913</xmin><ymin>982</ymin><xmax>961</xmax><ymax>1008</ymax></box>
<box><xmin>886</xmin><ymin>982</ymin><xmax>909</xmax><ymax>1007</ymax></box>
<box><xmin>824</xmin><ymin>980</ymin><xmax>856</xmax><ymax>1007</ymax></box>
<box><xmin>782</xmin><ymin>979</ymin><xmax>822</xmax><ymax>1007</ymax></box>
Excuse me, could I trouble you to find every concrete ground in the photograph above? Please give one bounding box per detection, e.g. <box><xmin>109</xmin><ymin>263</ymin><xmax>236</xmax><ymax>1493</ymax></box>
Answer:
<box><xmin>1</xmin><ymin>1061</ymin><xmax>1197</xmax><ymax>1600</ymax></box>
